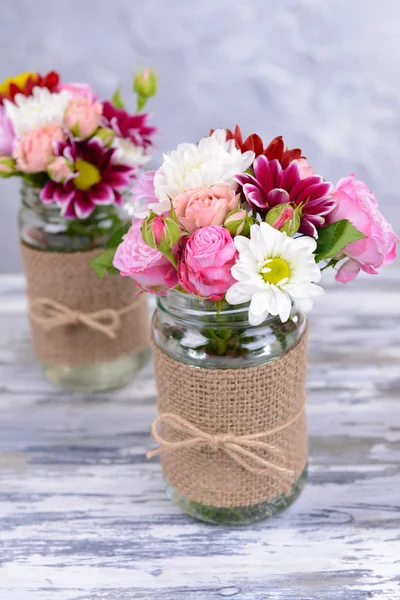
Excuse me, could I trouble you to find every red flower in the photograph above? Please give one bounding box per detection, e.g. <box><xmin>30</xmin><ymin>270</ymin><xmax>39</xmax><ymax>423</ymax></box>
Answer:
<box><xmin>0</xmin><ymin>71</ymin><xmax>60</xmax><ymax>105</ymax></box>
<box><xmin>210</xmin><ymin>125</ymin><xmax>303</xmax><ymax>169</ymax></box>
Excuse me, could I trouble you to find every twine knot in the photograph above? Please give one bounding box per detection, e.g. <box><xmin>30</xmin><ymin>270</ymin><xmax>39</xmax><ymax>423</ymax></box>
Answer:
<box><xmin>147</xmin><ymin>411</ymin><xmax>305</xmax><ymax>477</ymax></box>
<box><xmin>30</xmin><ymin>297</ymin><xmax>122</xmax><ymax>340</ymax></box>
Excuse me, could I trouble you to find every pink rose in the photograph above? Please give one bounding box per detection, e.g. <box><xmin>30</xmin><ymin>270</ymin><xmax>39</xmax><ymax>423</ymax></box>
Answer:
<box><xmin>14</xmin><ymin>125</ymin><xmax>65</xmax><ymax>173</ymax></box>
<box><xmin>178</xmin><ymin>226</ymin><xmax>238</xmax><ymax>301</ymax></box>
<box><xmin>328</xmin><ymin>175</ymin><xmax>397</xmax><ymax>282</ymax></box>
<box><xmin>58</xmin><ymin>82</ymin><xmax>98</xmax><ymax>101</ymax></box>
<box><xmin>48</xmin><ymin>156</ymin><xmax>74</xmax><ymax>183</ymax></box>
<box><xmin>0</xmin><ymin>106</ymin><xmax>15</xmax><ymax>156</ymax></box>
<box><xmin>65</xmin><ymin>97</ymin><xmax>102</xmax><ymax>138</ymax></box>
<box><xmin>113</xmin><ymin>220</ymin><xmax>178</xmax><ymax>294</ymax></box>
<box><xmin>173</xmin><ymin>185</ymin><xmax>239</xmax><ymax>233</ymax></box>
<box><xmin>297</xmin><ymin>158</ymin><xmax>315</xmax><ymax>180</ymax></box>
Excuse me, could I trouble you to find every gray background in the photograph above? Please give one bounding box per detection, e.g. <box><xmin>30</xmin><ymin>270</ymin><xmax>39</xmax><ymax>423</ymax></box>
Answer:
<box><xmin>0</xmin><ymin>0</ymin><xmax>399</xmax><ymax>272</ymax></box>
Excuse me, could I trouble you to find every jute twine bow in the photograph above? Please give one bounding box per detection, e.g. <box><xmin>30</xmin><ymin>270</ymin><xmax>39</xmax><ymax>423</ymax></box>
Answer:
<box><xmin>29</xmin><ymin>297</ymin><xmax>137</xmax><ymax>340</ymax></box>
<box><xmin>147</xmin><ymin>405</ymin><xmax>305</xmax><ymax>477</ymax></box>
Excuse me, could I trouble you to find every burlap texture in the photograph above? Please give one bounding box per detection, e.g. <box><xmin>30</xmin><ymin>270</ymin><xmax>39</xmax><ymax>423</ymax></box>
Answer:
<box><xmin>152</xmin><ymin>331</ymin><xmax>308</xmax><ymax>507</ymax></box>
<box><xmin>21</xmin><ymin>242</ymin><xmax>150</xmax><ymax>366</ymax></box>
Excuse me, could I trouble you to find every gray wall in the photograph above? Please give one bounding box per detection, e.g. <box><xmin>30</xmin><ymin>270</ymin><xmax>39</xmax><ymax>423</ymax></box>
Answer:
<box><xmin>1</xmin><ymin>0</ymin><xmax>399</xmax><ymax>272</ymax></box>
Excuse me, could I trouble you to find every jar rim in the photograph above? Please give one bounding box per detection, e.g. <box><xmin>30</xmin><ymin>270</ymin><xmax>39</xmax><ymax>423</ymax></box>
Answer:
<box><xmin>156</xmin><ymin>290</ymin><xmax>286</xmax><ymax>325</ymax></box>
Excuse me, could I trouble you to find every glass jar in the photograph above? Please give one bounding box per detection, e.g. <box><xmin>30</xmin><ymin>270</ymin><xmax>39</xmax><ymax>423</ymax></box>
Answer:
<box><xmin>152</xmin><ymin>291</ymin><xmax>308</xmax><ymax>525</ymax></box>
<box><xmin>20</xmin><ymin>182</ymin><xmax>150</xmax><ymax>392</ymax></box>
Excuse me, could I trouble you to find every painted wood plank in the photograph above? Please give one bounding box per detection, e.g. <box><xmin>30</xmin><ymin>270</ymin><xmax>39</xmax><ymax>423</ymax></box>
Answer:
<box><xmin>0</xmin><ymin>265</ymin><xmax>399</xmax><ymax>600</ymax></box>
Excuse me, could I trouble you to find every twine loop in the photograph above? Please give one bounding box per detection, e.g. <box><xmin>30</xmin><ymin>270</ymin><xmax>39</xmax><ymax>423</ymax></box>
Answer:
<box><xmin>29</xmin><ymin>297</ymin><xmax>135</xmax><ymax>340</ymax></box>
<box><xmin>147</xmin><ymin>407</ymin><xmax>305</xmax><ymax>477</ymax></box>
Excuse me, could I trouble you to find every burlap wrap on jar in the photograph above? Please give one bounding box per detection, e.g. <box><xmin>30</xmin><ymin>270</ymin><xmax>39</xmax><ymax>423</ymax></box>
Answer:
<box><xmin>151</xmin><ymin>330</ymin><xmax>308</xmax><ymax>508</ymax></box>
<box><xmin>21</xmin><ymin>243</ymin><xmax>150</xmax><ymax>366</ymax></box>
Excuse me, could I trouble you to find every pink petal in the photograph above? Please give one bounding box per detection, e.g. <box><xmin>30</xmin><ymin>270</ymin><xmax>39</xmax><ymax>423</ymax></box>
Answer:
<box><xmin>335</xmin><ymin>258</ymin><xmax>361</xmax><ymax>283</ymax></box>
<box><xmin>267</xmin><ymin>188</ymin><xmax>290</xmax><ymax>207</ymax></box>
<box><xmin>73</xmin><ymin>190</ymin><xmax>96</xmax><ymax>219</ymax></box>
<box><xmin>90</xmin><ymin>183</ymin><xmax>115</xmax><ymax>205</ymax></box>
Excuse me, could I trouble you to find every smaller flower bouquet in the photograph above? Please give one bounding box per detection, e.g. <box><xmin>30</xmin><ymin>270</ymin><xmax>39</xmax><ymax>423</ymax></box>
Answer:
<box><xmin>99</xmin><ymin>126</ymin><xmax>397</xmax><ymax>319</ymax></box>
<box><xmin>0</xmin><ymin>68</ymin><xmax>158</xmax><ymax>392</ymax></box>
<box><xmin>0</xmin><ymin>68</ymin><xmax>157</xmax><ymax>238</ymax></box>
<box><xmin>96</xmin><ymin>126</ymin><xmax>397</xmax><ymax>524</ymax></box>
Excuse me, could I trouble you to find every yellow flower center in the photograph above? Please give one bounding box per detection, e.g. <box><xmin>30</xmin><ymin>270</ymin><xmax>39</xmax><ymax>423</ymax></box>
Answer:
<box><xmin>261</xmin><ymin>257</ymin><xmax>290</xmax><ymax>285</ymax></box>
<box><xmin>0</xmin><ymin>72</ymin><xmax>37</xmax><ymax>95</ymax></box>
<box><xmin>73</xmin><ymin>159</ymin><xmax>101</xmax><ymax>191</ymax></box>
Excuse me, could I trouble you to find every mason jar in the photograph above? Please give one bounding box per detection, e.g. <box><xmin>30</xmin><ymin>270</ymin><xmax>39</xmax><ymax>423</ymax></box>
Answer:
<box><xmin>19</xmin><ymin>182</ymin><xmax>150</xmax><ymax>392</ymax></box>
<box><xmin>151</xmin><ymin>291</ymin><xmax>309</xmax><ymax>525</ymax></box>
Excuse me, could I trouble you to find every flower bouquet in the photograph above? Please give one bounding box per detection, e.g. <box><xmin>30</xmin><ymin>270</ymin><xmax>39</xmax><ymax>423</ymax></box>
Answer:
<box><xmin>0</xmin><ymin>69</ymin><xmax>158</xmax><ymax>392</ymax></box>
<box><xmin>96</xmin><ymin>126</ymin><xmax>397</xmax><ymax>523</ymax></box>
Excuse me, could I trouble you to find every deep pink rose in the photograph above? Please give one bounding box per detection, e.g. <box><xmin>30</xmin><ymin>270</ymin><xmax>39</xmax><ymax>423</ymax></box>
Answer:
<box><xmin>58</xmin><ymin>82</ymin><xmax>98</xmax><ymax>101</ymax></box>
<box><xmin>178</xmin><ymin>225</ymin><xmax>238</xmax><ymax>301</ymax></box>
<box><xmin>14</xmin><ymin>125</ymin><xmax>65</xmax><ymax>173</ymax></box>
<box><xmin>0</xmin><ymin>106</ymin><xmax>15</xmax><ymax>156</ymax></box>
<box><xmin>173</xmin><ymin>185</ymin><xmax>239</xmax><ymax>233</ymax></box>
<box><xmin>64</xmin><ymin>97</ymin><xmax>102</xmax><ymax>138</ymax></box>
<box><xmin>113</xmin><ymin>220</ymin><xmax>178</xmax><ymax>294</ymax></box>
<box><xmin>328</xmin><ymin>175</ymin><xmax>397</xmax><ymax>282</ymax></box>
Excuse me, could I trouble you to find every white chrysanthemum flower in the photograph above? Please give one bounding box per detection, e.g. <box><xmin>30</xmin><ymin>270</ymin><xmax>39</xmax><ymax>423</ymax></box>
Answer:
<box><xmin>111</xmin><ymin>137</ymin><xmax>150</xmax><ymax>168</ymax></box>
<box><xmin>153</xmin><ymin>129</ymin><xmax>254</xmax><ymax>211</ymax></box>
<box><xmin>226</xmin><ymin>222</ymin><xmax>324</xmax><ymax>325</ymax></box>
<box><xmin>4</xmin><ymin>87</ymin><xmax>70</xmax><ymax>137</ymax></box>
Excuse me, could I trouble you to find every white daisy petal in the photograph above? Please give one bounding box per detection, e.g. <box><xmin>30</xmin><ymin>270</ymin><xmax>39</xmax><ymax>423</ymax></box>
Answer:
<box><xmin>225</xmin><ymin>282</ymin><xmax>253</xmax><ymax>305</ymax></box>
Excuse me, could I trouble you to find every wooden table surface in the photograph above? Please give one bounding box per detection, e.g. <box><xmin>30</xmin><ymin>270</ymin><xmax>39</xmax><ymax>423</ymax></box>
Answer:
<box><xmin>0</xmin><ymin>267</ymin><xmax>399</xmax><ymax>600</ymax></box>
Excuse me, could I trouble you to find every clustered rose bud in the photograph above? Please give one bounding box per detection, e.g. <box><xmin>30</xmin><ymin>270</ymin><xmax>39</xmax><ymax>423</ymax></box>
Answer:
<box><xmin>142</xmin><ymin>210</ymin><xmax>181</xmax><ymax>257</ymax></box>
<box><xmin>265</xmin><ymin>203</ymin><xmax>302</xmax><ymax>236</ymax></box>
<box><xmin>224</xmin><ymin>209</ymin><xmax>254</xmax><ymax>237</ymax></box>
<box><xmin>134</xmin><ymin>69</ymin><xmax>157</xmax><ymax>111</ymax></box>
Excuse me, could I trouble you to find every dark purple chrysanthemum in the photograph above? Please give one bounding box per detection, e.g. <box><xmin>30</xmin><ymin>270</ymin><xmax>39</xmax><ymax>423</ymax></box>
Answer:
<box><xmin>102</xmin><ymin>101</ymin><xmax>157</xmax><ymax>148</ymax></box>
<box><xmin>234</xmin><ymin>155</ymin><xmax>335</xmax><ymax>237</ymax></box>
<box><xmin>41</xmin><ymin>138</ymin><xmax>135</xmax><ymax>219</ymax></box>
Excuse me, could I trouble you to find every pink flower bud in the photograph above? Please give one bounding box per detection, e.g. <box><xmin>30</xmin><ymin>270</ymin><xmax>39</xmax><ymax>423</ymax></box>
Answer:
<box><xmin>153</xmin><ymin>215</ymin><xmax>166</xmax><ymax>245</ymax></box>
<box><xmin>265</xmin><ymin>203</ymin><xmax>301</xmax><ymax>236</ymax></box>
<box><xmin>224</xmin><ymin>209</ymin><xmax>250</xmax><ymax>236</ymax></box>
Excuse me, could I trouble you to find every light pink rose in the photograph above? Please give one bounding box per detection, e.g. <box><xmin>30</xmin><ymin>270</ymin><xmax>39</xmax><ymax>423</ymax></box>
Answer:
<box><xmin>178</xmin><ymin>226</ymin><xmax>238</xmax><ymax>301</ymax></box>
<box><xmin>297</xmin><ymin>158</ymin><xmax>315</xmax><ymax>180</ymax></box>
<box><xmin>173</xmin><ymin>185</ymin><xmax>239</xmax><ymax>233</ymax></box>
<box><xmin>113</xmin><ymin>220</ymin><xmax>178</xmax><ymax>294</ymax></box>
<box><xmin>14</xmin><ymin>125</ymin><xmax>65</xmax><ymax>173</ymax></box>
<box><xmin>65</xmin><ymin>97</ymin><xmax>102</xmax><ymax>138</ymax></box>
<box><xmin>327</xmin><ymin>175</ymin><xmax>398</xmax><ymax>282</ymax></box>
<box><xmin>0</xmin><ymin>106</ymin><xmax>15</xmax><ymax>156</ymax></box>
<box><xmin>58</xmin><ymin>82</ymin><xmax>98</xmax><ymax>101</ymax></box>
<box><xmin>48</xmin><ymin>156</ymin><xmax>74</xmax><ymax>182</ymax></box>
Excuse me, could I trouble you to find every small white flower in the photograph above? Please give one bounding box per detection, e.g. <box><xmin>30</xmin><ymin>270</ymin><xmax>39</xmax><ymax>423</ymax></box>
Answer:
<box><xmin>111</xmin><ymin>137</ymin><xmax>150</xmax><ymax>168</ymax></box>
<box><xmin>153</xmin><ymin>129</ymin><xmax>254</xmax><ymax>210</ymax></box>
<box><xmin>4</xmin><ymin>87</ymin><xmax>70</xmax><ymax>137</ymax></box>
<box><xmin>226</xmin><ymin>222</ymin><xmax>324</xmax><ymax>325</ymax></box>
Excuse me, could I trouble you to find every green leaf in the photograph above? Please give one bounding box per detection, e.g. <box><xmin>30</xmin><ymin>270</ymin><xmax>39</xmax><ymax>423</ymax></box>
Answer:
<box><xmin>89</xmin><ymin>247</ymin><xmax>119</xmax><ymax>278</ymax></box>
<box><xmin>111</xmin><ymin>86</ymin><xmax>125</xmax><ymax>109</ymax></box>
<box><xmin>106</xmin><ymin>222</ymin><xmax>131</xmax><ymax>248</ymax></box>
<box><xmin>315</xmin><ymin>219</ymin><xmax>366</xmax><ymax>262</ymax></box>
<box><xmin>158</xmin><ymin>237</ymin><xmax>177</xmax><ymax>268</ymax></box>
